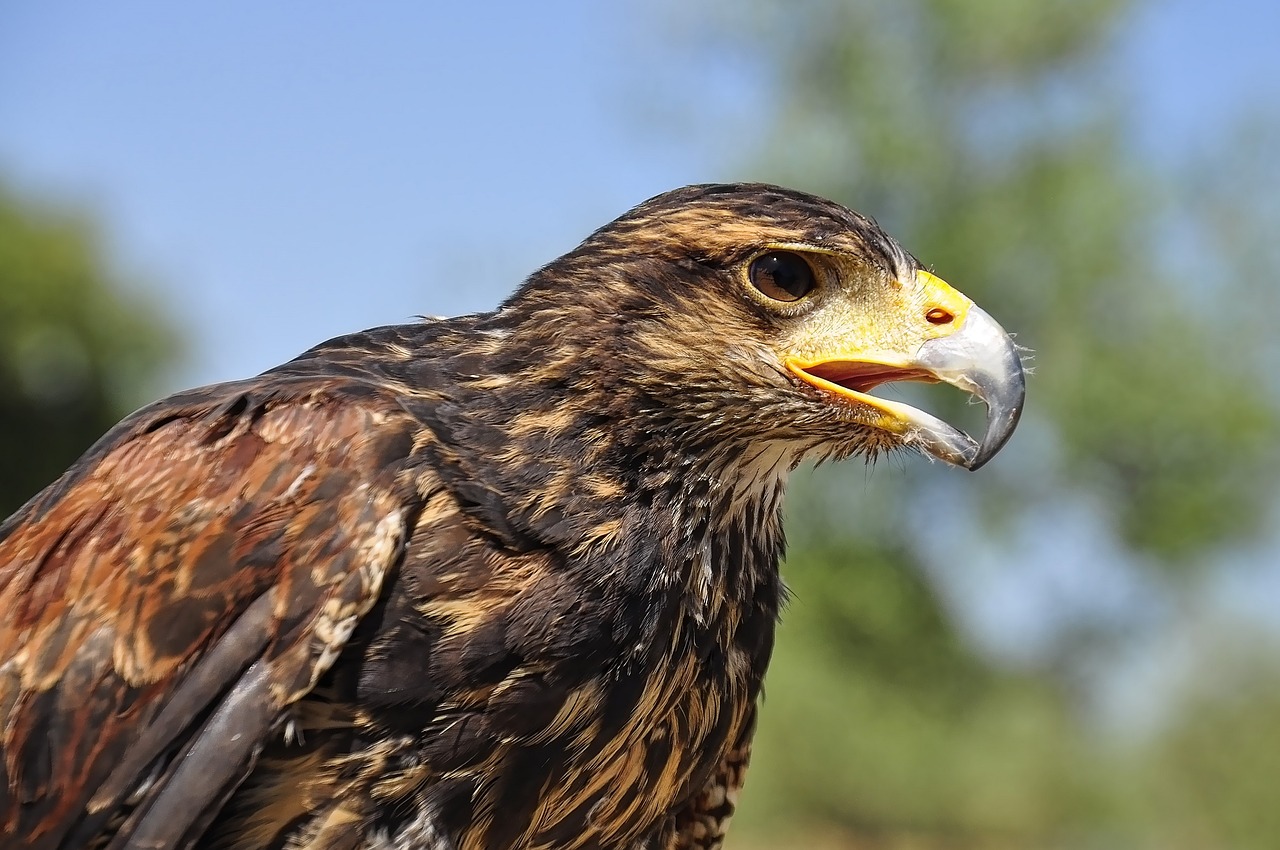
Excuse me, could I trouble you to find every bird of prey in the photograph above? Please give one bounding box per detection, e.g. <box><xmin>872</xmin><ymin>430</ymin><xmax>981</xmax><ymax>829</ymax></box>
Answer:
<box><xmin>0</xmin><ymin>184</ymin><xmax>1024</xmax><ymax>850</ymax></box>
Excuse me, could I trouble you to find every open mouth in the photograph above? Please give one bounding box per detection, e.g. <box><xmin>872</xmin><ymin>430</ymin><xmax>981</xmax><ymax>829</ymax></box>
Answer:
<box><xmin>784</xmin><ymin>353</ymin><xmax>1004</xmax><ymax>470</ymax></box>
<box><xmin>796</xmin><ymin>361</ymin><xmax>939</xmax><ymax>396</ymax></box>
<box><xmin>782</xmin><ymin>307</ymin><xmax>1024</xmax><ymax>470</ymax></box>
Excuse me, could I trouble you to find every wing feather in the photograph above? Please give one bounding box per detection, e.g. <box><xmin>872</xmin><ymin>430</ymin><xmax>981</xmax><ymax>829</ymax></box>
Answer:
<box><xmin>0</xmin><ymin>378</ymin><xmax>422</xmax><ymax>849</ymax></box>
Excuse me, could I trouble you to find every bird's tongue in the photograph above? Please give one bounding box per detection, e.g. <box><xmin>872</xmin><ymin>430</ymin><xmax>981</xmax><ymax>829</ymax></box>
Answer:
<box><xmin>800</xmin><ymin>361</ymin><xmax>938</xmax><ymax>395</ymax></box>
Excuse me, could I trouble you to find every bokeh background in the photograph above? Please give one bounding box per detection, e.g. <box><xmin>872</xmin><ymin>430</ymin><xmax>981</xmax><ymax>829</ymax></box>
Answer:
<box><xmin>3</xmin><ymin>1</ymin><xmax>1280</xmax><ymax>847</ymax></box>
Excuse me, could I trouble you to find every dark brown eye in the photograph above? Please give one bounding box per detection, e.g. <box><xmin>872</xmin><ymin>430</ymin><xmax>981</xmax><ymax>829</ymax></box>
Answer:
<box><xmin>749</xmin><ymin>252</ymin><xmax>816</xmax><ymax>302</ymax></box>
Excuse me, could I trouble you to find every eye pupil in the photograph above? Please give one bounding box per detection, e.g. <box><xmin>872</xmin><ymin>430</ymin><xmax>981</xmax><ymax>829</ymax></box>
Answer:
<box><xmin>749</xmin><ymin>252</ymin><xmax>816</xmax><ymax>302</ymax></box>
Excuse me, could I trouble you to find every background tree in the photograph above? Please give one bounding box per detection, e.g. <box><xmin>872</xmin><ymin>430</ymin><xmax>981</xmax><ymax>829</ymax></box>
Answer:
<box><xmin>665</xmin><ymin>1</ymin><xmax>1280</xmax><ymax>847</ymax></box>
<box><xmin>0</xmin><ymin>182</ymin><xmax>180</xmax><ymax>516</ymax></box>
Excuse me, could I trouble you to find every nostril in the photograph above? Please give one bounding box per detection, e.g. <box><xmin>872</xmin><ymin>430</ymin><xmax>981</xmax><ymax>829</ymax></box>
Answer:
<box><xmin>926</xmin><ymin>308</ymin><xmax>954</xmax><ymax>325</ymax></box>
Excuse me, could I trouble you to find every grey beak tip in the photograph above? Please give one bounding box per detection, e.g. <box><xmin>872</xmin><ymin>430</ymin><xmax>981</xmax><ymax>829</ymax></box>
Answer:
<box><xmin>968</xmin><ymin>400</ymin><xmax>1024</xmax><ymax>471</ymax></box>
<box><xmin>917</xmin><ymin>304</ymin><xmax>1026</xmax><ymax>471</ymax></box>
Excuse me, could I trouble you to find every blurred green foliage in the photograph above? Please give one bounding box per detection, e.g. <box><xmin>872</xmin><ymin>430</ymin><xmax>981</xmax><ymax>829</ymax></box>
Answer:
<box><xmin>669</xmin><ymin>1</ymin><xmax>1280</xmax><ymax>847</ymax></box>
<box><xmin>0</xmin><ymin>182</ymin><xmax>180</xmax><ymax>516</ymax></box>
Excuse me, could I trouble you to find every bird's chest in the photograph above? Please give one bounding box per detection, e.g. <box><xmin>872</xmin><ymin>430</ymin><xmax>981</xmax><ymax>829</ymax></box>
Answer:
<box><xmin>513</xmin><ymin>597</ymin><xmax>772</xmax><ymax>850</ymax></box>
<box><xmin>497</xmin><ymin>508</ymin><xmax>782</xmax><ymax>848</ymax></box>
<box><xmin>342</xmin><ymin>494</ymin><xmax>782</xmax><ymax>850</ymax></box>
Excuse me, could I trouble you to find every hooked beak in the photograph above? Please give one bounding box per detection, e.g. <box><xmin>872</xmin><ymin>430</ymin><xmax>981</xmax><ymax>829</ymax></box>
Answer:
<box><xmin>785</xmin><ymin>275</ymin><xmax>1025</xmax><ymax>470</ymax></box>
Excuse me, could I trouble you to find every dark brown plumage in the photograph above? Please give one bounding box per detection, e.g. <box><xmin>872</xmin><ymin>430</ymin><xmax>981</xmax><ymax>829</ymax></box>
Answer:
<box><xmin>0</xmin><ymin>184</ymin><xmax>1024</xmax><ymax>850</ymax></box>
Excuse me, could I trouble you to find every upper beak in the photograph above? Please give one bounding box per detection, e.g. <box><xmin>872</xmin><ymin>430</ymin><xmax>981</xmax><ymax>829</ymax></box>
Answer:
<box><xmin>785</xmin><ymin>285</ymin><xmax>1025</xmax><ymax>470</ymax></box>
<box><xmin>911</xmin><ymin>304</ymin><xmax>1025</xmax><ymax>469</ymax></box>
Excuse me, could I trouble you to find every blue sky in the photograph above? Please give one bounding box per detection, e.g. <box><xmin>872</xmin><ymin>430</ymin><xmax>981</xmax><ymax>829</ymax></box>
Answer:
<box><xmin>3</xmin><ymin>1</ymin><xmax>1275</xmax><ymax>390</ymax></box>
<box><xmin>2</xmin><ymin>2</ymin><xmax>1279</xmax><ymax>726</ymax></box>
<box><xmin>0</xmin><ymin>2</ymin><xmax>721</xmax><ymax>385</ymax></box>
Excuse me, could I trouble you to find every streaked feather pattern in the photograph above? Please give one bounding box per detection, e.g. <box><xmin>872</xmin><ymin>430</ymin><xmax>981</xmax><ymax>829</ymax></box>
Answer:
<box><xmin>0</xmin><ymin>183</ymin><xmax>989</xmax><ymax>849</ymax></box>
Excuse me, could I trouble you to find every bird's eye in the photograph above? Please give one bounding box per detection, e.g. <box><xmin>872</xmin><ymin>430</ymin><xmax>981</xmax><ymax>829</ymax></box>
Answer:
<box><xmin>749</xmin><ymin>252</ymin><xmax>816</xmax><ymax>302</ymax></box>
